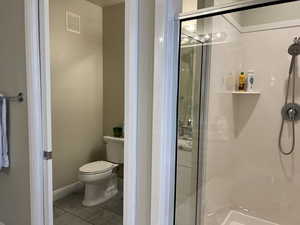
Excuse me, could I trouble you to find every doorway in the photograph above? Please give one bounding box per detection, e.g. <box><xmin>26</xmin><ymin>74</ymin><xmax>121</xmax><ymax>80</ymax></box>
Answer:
<box><xmin>35</xmin><ymin>0</ymin><xmax>154</xmax><ymax>225</ymax></box>
<box><xmin>49</xmin><ymin>1</ymin><xmax>124</xmax><ymax>225</ymax></box>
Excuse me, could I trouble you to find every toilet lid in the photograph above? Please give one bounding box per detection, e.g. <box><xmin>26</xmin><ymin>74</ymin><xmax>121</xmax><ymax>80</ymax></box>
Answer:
<box><xmin>79</xmin><ymin>161</ymin><xmax>117</xmax><ymax>174</ymax></box>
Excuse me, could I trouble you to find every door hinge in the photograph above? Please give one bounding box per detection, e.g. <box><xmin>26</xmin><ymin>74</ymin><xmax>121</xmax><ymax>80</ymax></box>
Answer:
<box><xmin>44</xmin><ymin>151</ymin><xmax>53</xmax><ymax>160</ymax></box>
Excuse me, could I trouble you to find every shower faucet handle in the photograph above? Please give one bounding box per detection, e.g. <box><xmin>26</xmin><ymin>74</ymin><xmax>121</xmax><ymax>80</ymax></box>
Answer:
<box><xmin>288</xmin><ymin>108</ymin><xmax>297</xmax><ymax>120</ymax></box>
<box><xmin>282</xmin><ymin>103</ymin><xmax>300</xmax><ymax>121</ymax></box>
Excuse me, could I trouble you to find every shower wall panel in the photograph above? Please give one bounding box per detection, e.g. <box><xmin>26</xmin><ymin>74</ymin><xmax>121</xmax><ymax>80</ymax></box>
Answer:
<box><xmin>231</xmin><ymin>26</ymin><xmax>300</xmax><ymax>224</ymax></box>
<box><xmin>203</xmin><ymin>12</ymin><xmax>300</xmax><ymax>225</ymax></box>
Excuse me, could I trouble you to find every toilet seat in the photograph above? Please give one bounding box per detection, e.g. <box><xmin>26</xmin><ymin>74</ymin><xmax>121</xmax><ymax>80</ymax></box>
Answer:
<box><xmin>79</xmin><ymin>161</ymin><xmax>118</xmax><ymax>175</ymax></box>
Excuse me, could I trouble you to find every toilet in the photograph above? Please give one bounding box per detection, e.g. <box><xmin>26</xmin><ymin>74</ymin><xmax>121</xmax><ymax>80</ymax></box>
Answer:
<box><xmin>78</xmin><ymin>136</ymin><xmax>124</xmax><ymax>207</ymax></box>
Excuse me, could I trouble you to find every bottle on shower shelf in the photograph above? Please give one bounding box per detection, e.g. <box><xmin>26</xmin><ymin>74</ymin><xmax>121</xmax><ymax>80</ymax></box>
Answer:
<box><xmin>238</xmin><ymin>72</ymin><xmax>246</xmax><ymax>91</ymax></box>
<box><xmin>247</xmin><ymin>70</ymin><xmax>255</xmax><ymax>92</ymax></box>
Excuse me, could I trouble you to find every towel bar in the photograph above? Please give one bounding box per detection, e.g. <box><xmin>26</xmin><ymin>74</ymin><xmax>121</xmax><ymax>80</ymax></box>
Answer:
<box><xmin>0</xmin><ymin>92</ymin><xmax>24</xmax><ymax>102</ymax></box>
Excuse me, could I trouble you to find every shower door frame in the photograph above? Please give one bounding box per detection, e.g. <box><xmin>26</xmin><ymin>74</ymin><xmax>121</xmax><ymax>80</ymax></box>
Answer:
<box><xmin>150</xmin><ymin>1</ymin><xmax>300</xmax><ymax>225</ymax></box>
<box><xmin>25</xmin><ymin>0</ymin><xmax>154</xmax><ymax>225</ymax></box>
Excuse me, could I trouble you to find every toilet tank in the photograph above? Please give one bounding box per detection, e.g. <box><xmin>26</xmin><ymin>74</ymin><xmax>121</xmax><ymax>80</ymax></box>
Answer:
<box><xmin>104</xmin><ymin>136</ymin><xmax>124</xmax><ymax>164</ymax></box>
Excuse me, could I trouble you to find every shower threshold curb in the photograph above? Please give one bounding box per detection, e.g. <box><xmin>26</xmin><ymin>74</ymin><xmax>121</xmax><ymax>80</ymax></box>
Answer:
<box><xmin>221</xmin><ymin>210</ymin><xmax>279</xmax><ymax>225</ymax></box>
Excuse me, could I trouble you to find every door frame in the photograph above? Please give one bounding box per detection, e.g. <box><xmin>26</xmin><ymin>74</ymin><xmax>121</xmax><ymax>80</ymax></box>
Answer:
<box><xmin>25</xmin><ymin>0</ymin><xmax>45</xmax><ymax>225</ymax></box>
<box><xmin>25</xmin><ymin>0</ymin><xmax>147</xmax><ymax>225</ymax></box>
<box><xmin>151</xmin><ymin>0</ymin><xmax>181</xmax><ymax>225</ymax></box>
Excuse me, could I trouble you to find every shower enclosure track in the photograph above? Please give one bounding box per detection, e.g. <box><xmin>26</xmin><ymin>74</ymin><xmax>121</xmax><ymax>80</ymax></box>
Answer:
<box><xmin>178</xmin><ymin>0</ymin><xmax>300</xmax><ymax>21</ymax></box>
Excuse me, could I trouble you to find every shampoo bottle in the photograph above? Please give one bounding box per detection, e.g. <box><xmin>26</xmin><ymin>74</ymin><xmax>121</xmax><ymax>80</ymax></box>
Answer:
<box><xmin>247</xmin><ymin>70</ymin><xmax>255</xmax><ymax>92</ymax></box>
<box><xmin>238</xmin><ymin>72</ymin><xmax>246</xmax><ymax>91</ymax></box>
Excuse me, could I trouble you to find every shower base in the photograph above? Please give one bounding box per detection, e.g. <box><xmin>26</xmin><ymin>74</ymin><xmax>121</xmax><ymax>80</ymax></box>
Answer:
<box><xmin>221</xmin><ymin>211</ymin><xmax>279</xmax><ymax>225</ymax></box>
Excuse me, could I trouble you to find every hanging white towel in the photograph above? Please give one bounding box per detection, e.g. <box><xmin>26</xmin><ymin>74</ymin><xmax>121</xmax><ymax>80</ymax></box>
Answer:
<box><xmin>0</xmin><ymin>95</ymin><xmax>9</xmax><ymax>170</ymax></box>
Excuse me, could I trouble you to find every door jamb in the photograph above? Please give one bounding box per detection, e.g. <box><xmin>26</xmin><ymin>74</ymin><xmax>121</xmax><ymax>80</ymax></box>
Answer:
<box><xmin>25</xmin><ymin>0</ymin><xmax>142</xmax><ymax>224</ymax></box>
<box><xmin>124</xmin><ymin>0</ymin><xmax>139</xmax><ymax>224</ymax></box>
<box><xmin>25</xmin><ymin>0</ymin><xmax>45</xmax><ymax>225</ymax></box>
<box><xmin>151</xmin><ymin>0</ymin><xmax>181</xmax><ymax>225</ymax></box>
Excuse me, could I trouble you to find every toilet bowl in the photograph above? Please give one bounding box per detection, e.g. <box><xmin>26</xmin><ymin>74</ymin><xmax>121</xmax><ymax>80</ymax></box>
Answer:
<box><xmin>78</xmin><ymin>136</ymin><xmax>124</xmax><ymax>207</ymax></box>
<box><xmin>79</xmin><ymin>161</ymin><xmax>118</xmax><ymax>207</ymax></box>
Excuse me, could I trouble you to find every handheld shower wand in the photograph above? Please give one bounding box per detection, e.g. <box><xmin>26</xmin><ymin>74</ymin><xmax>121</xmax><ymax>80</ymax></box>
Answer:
<box><xmin>279</xmin><ymin>37</ymin><xmax>300</xmax><ymax>155</ymax></box>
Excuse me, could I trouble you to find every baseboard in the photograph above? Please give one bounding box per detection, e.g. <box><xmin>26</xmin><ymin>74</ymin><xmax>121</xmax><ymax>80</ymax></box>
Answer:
<box><xmin>53</xmin><ymin>182</ymin><xmax>84</xmax><ymax>202</ymax></box>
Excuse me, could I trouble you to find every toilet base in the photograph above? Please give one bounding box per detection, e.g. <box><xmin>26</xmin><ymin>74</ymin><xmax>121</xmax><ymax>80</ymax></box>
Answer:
<box><xmin>82</xmin><ymin>174</ymin><xmax>118</xmax><ymax>207</ymax></box>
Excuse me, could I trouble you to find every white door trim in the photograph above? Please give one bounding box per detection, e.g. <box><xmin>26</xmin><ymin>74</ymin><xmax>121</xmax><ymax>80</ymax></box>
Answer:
<box><xmin>25</xmin><ymin>0</ymin><xmax>45</xmax><ymax>225</ymax></box>
<box><xmin>151</xmin><ymin>0</ymin><xmax>181</xmax><ymax>225</ymax></box>
<box><xmin>124</xmin><ymin>0</ymin><xmax>139</xmax><ymax>224</ymax></box>
<box><xmin>39</xmin><ymin>0</ymin><xmax>54</xmax><ymax>224</ymax></box>
<box><xmin>25</xmin><ymin>0</ymin><xmax>143</xmax><ymax>225</ymax></box>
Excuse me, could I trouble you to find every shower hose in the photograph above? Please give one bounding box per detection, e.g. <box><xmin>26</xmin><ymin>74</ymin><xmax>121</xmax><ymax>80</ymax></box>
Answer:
<box><xmin>278</xmin><ymin>49</ymin><xmax>297</xmax><ymax>155</ymax></box>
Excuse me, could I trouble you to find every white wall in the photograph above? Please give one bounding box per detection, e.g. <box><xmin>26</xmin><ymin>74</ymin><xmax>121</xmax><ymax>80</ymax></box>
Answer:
<box><xmin>181</xmin><ymin>0</ymin><xmax>242</xmax><ymax>13</ymax></box>
<box><xmin>182</xmin><ymin>0</ymin><xmax>198</xmax><ymax>12</ymax></box>
<box><xmin>238</xmin><ymin>1</ymin><xmax>300</xmax><ymax>27</ymax></box>
<box><xmin>233</xmin><ymin>25</ymin><xmax>300</xmax><ymax>225</ymax></box>
<box><xmin>103</xmin><ymin>3</ymin><xmax>125</xmax><ymax>136</ymax></box>
<box><xmin>50</xmin><ymin>0</ymin><xmax>103</xmax><ymax>189</ymax></box>
<box><xmin>136</xmin><ymin>0</ymin><xmax>155</xmax><ymax>223</ymax></box>
<box><xmin>199</xmin><ymin>6</ymin><xmax>300</xmax><ymax>225</ymax></box>
<box><xmin>87</xmin><ymin>0</ymin><xmax>124</xmax><ymax>7</ymax></box>
<box><xmin>0</xmin><ymin>1</ymin><xmax>31</xmax><ymax>224</ymax></box>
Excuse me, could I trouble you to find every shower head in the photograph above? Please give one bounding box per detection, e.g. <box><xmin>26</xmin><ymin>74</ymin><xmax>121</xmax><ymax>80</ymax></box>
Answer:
<box><xmin>288</xmin><ymin>37</ymin><xmax>300</xmax><ymax>56</ymax></box>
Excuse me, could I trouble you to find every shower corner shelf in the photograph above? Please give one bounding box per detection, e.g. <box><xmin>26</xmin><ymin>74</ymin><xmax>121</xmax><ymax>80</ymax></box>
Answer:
<box><xmin>231</xmin><ymin>91</ymin><xmax>261</xmax><ymax>95</ymax></box>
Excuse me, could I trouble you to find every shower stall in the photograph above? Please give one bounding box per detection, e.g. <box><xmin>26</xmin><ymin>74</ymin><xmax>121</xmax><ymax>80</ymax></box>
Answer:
<box><xmin>174</xmin><ymin>1</ymin><xmax>300</xmax><ymax>225</ymax></box>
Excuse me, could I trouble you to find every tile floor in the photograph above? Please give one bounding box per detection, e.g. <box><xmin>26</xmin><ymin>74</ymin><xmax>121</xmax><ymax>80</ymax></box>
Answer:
<box><xmin>54</xmin><ymin>191</ymin><xmax>123</xmax><ymax>225</ymax></box>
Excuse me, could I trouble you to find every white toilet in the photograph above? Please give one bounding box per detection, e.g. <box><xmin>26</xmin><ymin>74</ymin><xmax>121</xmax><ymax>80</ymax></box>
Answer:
<box><xmin>78</xmin><ymin>136</ymin><xmax>124</xmax><ymax>207</ymax></box>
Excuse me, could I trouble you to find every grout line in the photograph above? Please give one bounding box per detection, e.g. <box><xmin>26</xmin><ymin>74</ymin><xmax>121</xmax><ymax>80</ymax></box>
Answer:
<box><xmin>91</xmin><ymin>207</ymin><xmax>122</xmax><ymax>221</ymax></box>
<box><xmin>57</xmin><ymin>210</ymin><xmax>94</xmax><ymax>225</ymax></box>
<box><xmin>53</xmin><ymin>195</ymin><xmax>123</xmax><ymax>224</ymax></box>
<box><xmin>54</xmin><ymin>206</ymin><xmax>94</xmax><ymax>225</ymax></box>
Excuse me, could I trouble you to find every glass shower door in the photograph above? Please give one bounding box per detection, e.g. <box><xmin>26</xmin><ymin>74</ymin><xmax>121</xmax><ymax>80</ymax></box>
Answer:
<box><xmin>175</xmin><ymin>19</ymin><xmax>208</xmax><ymax>225</ymax></box>
<box><xmin>175</xmin><ymin>1</ymin><xmax>300</xmax><ymax>225</ymax></box>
